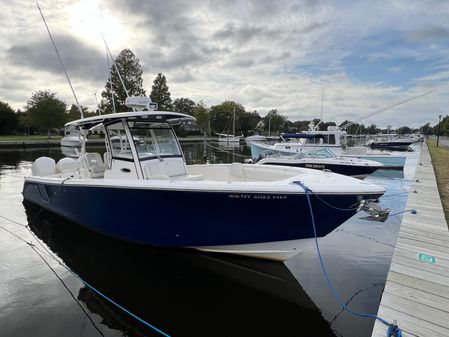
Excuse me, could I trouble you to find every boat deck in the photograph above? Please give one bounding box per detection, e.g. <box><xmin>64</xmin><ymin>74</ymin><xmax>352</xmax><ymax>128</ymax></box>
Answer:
<box><xmin>371</xmin><ymin>141</ymin><xmax>449</xmax><ymax>337</ymax></box>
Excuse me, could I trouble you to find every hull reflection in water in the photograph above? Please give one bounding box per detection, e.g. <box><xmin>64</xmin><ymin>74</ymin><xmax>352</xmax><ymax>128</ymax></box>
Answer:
<box><xmin>24</xmin><ymin>201</ymin><xmax>336</xmax><ymax>337</ymax></box>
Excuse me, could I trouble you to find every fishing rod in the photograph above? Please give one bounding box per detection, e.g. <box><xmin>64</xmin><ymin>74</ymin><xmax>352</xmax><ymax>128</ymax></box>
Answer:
<box><xmin>94</xmin><ymin>92</ymin><xmax>103</xmax><ymax>115</ymax></box>
<box><xmin>36</xmin><ymin>1</ymin><xmax>84</xmax><ymax>119</ymax></box>
<box><xmin>339</xmin><ymin>90</ymin><xmax>435</xmax><ymax>130</ymax></box>
<box><xmin>98</xmin><ymin>5</ymin><xmax>117</xmax><ymax>113</ymax></box>
<box><xmin>100</xmin><ymin>33</ymin><xmax>136</xmax><ymax>112</ymax></box>
<box><xmin>105</xmin><ymin>46</ymin><xmax>116</xmax><ymax>113</ymax></box>
<box><xmin>100</xmin><ymin>34</ymin><xmax>131</xmax><ymax>98</ymax></box>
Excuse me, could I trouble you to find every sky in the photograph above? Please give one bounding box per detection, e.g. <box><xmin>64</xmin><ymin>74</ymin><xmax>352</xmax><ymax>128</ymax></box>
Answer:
<box><xmin>1</xmin><ymin>0</ymin><xmax>448</xmax><ymax>128</ymax></box>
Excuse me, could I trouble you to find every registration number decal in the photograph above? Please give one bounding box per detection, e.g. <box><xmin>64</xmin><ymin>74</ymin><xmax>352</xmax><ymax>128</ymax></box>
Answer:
<box><xmin>228</xmin><ymin>194</ymin><xmax>287</xmax><ymax>200</ymax></box>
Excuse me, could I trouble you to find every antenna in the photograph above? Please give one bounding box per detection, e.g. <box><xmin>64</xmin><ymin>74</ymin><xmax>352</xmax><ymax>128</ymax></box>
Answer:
<box><xmin>340</xmin><ymin>90</ymin><xmax>435</xmax><ymax>131</ymax></box>
<box><xmin>100</xmin><ymin>33</ymin><xmax>135</xmax><ymax>112</ymax></box>
<box><xmin>314</xmin><ymin>88</ymin><xmax>326</xmax><ymax>131</ymax></box>
<box><xmin>105</xmin><ymin>46</ymin><xmax>116</xmax><ymax>113</ymax></box>
<box><xmin>36</xmin><ymin>1</ymin><xmax>84</xmax><ymax>119</ymax></box>
<box><xmin>101</xmin><ymin>34</ymin><xmax>131</xmax><ymax>98</ymax></box>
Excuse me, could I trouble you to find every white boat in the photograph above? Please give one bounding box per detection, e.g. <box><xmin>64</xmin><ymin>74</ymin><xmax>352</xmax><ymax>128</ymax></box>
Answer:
<box><xmin>255</xmin><ymin>148</ymin><xmax>383</xmax><ymax>179</ymax></box>
<box><xmin>251</xmin><ymin>126</ymin><xmax>407</xmax><ymax>169</ymax></box>
<box><xmin>217</xmin><ymin>133</ymin><xmax>242</xmax><ymax>143</ymax></box>
<box><xmin>23</xmin><ymin>97</ymin><xmax>387</xmax><ymax>261</ymax></box>
<box><xmin>60</xmin><ymin>126</ymin><xmax>83</xmax><ymax>147</ymax></box>
<box><xmin>245</xmin><ymin>134</ymin><xmax>268</xmax><ymax>144</ymax></box>
<box><xmin>217</xmin><ymin>108</ymin><xmax>243</xmax><ymax>143</ymax></box>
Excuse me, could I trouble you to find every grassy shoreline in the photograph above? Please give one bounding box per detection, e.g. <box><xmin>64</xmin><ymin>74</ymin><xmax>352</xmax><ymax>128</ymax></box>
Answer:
<box><xmin>0</xmin><ymin>135</ymin><xmax>62</xmax><ymax>141</ymax></box>
<box><xmin>427</xmin><ymin>138</ymin><xmax>449</xmax><ymax>227</ymax></box>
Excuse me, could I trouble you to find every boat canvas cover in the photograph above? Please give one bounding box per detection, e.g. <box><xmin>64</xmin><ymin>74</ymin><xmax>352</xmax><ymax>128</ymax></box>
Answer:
<box><xmin>65</xmin><ymin>111</ymin><xmax>196</xmax><ymax>130</ymax></box>
<box><xmin>281</xmin><ymin>133</ymin><xmax>325</xmax><ymax>139</ymax></box>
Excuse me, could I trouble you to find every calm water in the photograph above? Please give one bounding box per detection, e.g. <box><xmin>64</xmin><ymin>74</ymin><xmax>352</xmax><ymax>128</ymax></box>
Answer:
<box><xmin>0</xmin><ymin>141</ymin><xmax>421</xmax><ymax>337</ymax></box>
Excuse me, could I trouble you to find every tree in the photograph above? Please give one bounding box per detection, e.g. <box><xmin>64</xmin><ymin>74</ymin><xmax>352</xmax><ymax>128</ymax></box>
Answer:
<box><xmin>0</xmin><ymin>101</ymin><xmax>18</xmax><ymax>135</ymax></box>
<box><xmin>100</xmin><ymin>49</ymin><xmax>146</xmax><ymax>114</ymax></box>
<box><xmin>66</xmin><ymin>104</ymin><xmax>90</xmax><ymax>123</ymax></box>
<box><xmin>150</xmin><ymin>73</ymin><xmax>173</xmax><ymax>111</ymax></box>
<box><xmin>26</xmin><ymin>90</ymin><xmax>67</xmax><ymax>137</ymax></box>
<box><xmin>262</xmin><ymin>109</ymin><xmax>287</xmax><ymax>135</ymax></box>
<box><xmin>435</xmin><ymin>115</ymin><xmax>449</xmax><ymax>136</ymax></box>
<box><xmin>209</xmin><ymin>101</ymin><xmax>245</xmax><ymax>135</ymax></box>
<box><xmin>397</xmin><ymin>125</ymin><xmax>412</xmax><ymax>135</ymax></box>
<box><xmin>173</xmin><ymin>97</ymin><xmax>196</xmax><ymax>115</ymax></box>
<box><xmin>365</xmin><ymin>124</ymin><xmax>379</xmax><ymax>135</ymax></box>
<box><xmin>339</xmin><ymin>120</ymin><xmax>365</xmax><ymax>135</ymax></box>
<box><xmin>194</xmin><ymin>102</ymin><xmax>210</xmax><ymax>135</ymax></box>
<box><xmin>291</xmin><ymin>120</ymin><xmax>311</xmax><ymax>132</ymax></box>
<box><xmin>239</xmin><ymin>110</ymin><xmax>262</xmax><ymax>136</ymax></box>
<box><xmin>420</xmin><ymin>122</ymin><xmax>432</xmax><ymax>136</ymax></box>
<box><xmin>318</xmin><ymin>121</ymin><xmax>336</xmax><ymax>131</ymax></box>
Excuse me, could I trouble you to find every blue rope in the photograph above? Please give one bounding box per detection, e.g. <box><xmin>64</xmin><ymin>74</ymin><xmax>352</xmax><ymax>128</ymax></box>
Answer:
<box><xmin>75</xmin><ymin>276</ymin><xmax>171</xmax><ymax>337</ymax></box>
<box><xmin>293</xmin><ymin>180</ymin><xmax>402</xmax><ymax>337</ymax></box>
<box><xmin>389</xmin><ymin>209</ymin><xmax>417</xmax><ymax>216</ymax></box>
<box><xmin>0</xmin><ymin>213</ymin><xmax>171</xmax><ymax>337</ymax></box>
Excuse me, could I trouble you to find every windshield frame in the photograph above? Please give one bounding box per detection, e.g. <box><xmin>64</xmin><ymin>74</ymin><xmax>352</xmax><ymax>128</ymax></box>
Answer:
<box><xmin>127</xmin><ymin>121</ymin><xmax>183</xmax><ymax>161</ymax></box>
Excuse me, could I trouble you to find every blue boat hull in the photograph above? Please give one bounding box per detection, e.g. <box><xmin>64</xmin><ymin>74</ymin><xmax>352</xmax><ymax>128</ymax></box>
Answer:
<box><xmin>22</xmin><ymin>181</ymin><xmax>380</xmax><ymax>247</ymax></box>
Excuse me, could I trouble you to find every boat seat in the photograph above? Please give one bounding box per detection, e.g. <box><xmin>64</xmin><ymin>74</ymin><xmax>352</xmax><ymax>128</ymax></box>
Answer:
<box><xmin>81</xmin><ymin>152</ymin><xmax>105</xmax><ymax>178</ymax></box>
<box><xmin>31</xmin><ymin>157</ymin><xmax>56</xmax><ymax>176</ymax></box>
<box><xmin>143</xmin><ymin>157</ymin><xmax>186</xmax><ymax>178</ymax></box>
<box><xmin>143</xmin><ymin>158</ymin><xmax>204</xmax><ymax>181</ymax></box>
<box><xmin>56</xmin><ymin>157</ymin><xmax>80</xmax><ymax>174</ymax></box>
<box><xmin>230</xmin><ymin>163</ymin><xmax>244</xmax><ymax>178</ymax></box>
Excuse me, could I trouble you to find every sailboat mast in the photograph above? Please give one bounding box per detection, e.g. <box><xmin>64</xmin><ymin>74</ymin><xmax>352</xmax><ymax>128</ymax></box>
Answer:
<box><xmin>233</xmin><ymin>107</ymin><xmax>236</xmax><ymax>136</ymax></box>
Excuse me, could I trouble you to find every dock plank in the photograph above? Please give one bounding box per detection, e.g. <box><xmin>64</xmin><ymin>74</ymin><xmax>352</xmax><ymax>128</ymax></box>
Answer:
<box><xmin>371</xmin><ymin>141</ymin><xmax>449</xmax><ymax>337</ymax></box>
<box><xmin>373</xmin><ymin>306</ymin><xmax>449</xmax><ymax>337</ymax></box>
<box><xmin>387</xmin><ymin>271</ymin><xmax>449</xmax><ymax>300</ymax></box>
<box><xmin>384</xmin><ymin>281</ymin><xmax>449</xmax><ymax>312</ymax></box>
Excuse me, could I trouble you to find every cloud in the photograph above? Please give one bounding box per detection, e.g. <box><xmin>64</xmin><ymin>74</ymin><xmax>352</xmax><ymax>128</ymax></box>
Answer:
<box><xmin>6</xmin><ymin>33</ymin><xmax>107</xmax><ymax>81</ymax></box>
<box><xmin>0</xmin><ymin>0</ymin><xmax>447</xmax><ymax>129</ymax></box>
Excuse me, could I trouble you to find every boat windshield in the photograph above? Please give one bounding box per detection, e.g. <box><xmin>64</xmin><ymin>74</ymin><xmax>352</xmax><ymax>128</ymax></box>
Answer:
<box><xmin>294</xmin><ymin>148</ymin><xmax>336</xmax><ymax>159</ymax></box>
<box><xmin>128</xmin><ymin>122</ymin><xmax>181</xmax><ymax>159</ymax></box>
<box><xmin>107</xmin><ymin>122</ymin><xmax>133</xmax><ymax>160</ymax></box>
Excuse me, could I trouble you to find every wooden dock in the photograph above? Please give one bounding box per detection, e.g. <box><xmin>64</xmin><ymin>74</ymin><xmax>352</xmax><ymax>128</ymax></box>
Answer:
<box><xmin>371</xmin><ymin>141</ymin><xmax>449</xmax><ymax>337</ymax></box>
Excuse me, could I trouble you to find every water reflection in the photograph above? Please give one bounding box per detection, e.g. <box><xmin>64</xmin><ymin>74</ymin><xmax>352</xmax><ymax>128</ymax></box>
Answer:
<box><xmin>24</xmin><ymin>201</ymin><xmax>335</xmax><ymax>337</ymax></box>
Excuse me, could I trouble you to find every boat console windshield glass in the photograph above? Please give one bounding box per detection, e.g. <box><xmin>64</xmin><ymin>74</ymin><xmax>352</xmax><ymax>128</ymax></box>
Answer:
<box><xmin>106</xmin><ymin>121</ymin><xmax>182</xmax><ymax>162</ymax></box>
<box><xmin>128</xmin><ymin>122</ymin><xmax>181</xmax><ymax>159</ymax></box>
<box><xmin>293</xmin><ymin>148</ymin><xmax>336</xmax><ymax>159</ymax></box>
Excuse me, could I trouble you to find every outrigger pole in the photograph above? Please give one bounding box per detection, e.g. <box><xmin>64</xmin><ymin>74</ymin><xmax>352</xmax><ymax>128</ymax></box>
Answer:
<box><xmin>100</xmin><ymin>34</ymin><xmax>135</xmax><ymax>112</ymax></box>
<box><xmin>36</xmin><ymin>1</ymin><xmax>84</xmax><ymax>119</ymax></box>
<box><xmin>340</xmin><ymin>90</ymin><xmax>435</xmax><ymax>131</ymax></box>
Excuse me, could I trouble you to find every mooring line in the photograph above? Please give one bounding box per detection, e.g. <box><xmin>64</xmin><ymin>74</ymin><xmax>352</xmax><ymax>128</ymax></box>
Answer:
<box><xmin>28</xmin><ymin>242</ymin><xmax>106</xmax><ymax>337</ymax></box>
<box><xmin>293</xmin><ymin>180</ymin><xmax>403</xmax><ymax>337</ymax></box>
<box><xmin>205</xmin><ymin>141</ymin><xmax>250</xmax><ymax>159</ymax></box>
<box><xmin>0</xmin><ymin>221</ymin><xmax>105</xmax><ymax>337</ymax></box>
<box><xmin>0</xmin><ymin>213</ymin><xmax>172</xmax><ymax>337</ymax></box>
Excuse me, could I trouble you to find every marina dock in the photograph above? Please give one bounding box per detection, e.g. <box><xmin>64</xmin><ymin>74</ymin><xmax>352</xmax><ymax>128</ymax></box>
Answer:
<box><xmin>371</xmin><ymin>141</ymin><xmax>449</xmax><ymax>337</ymax></box>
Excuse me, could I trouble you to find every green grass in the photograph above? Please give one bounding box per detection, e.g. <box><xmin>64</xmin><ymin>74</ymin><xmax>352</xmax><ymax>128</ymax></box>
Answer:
<box><xmin>427</xmin><ymin>138</ymin><xmax>449</xmax><ymax>227</ymax></box>
<box><xmin>0</xmin><ymin>135</ymin><xmax>62</xmax><ymax>141</ymax></box>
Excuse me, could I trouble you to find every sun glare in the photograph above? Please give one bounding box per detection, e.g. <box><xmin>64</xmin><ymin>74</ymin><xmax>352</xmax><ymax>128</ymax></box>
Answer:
<box><xmin>69</xmin><ymin>0</ymin><xmax>127</xmax><ymax>50</ymax></box>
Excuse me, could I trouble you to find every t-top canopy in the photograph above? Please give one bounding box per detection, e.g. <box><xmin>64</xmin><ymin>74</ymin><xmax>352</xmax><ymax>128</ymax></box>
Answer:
<box><xmin>281</xmin><ymin>133</ymin><xmax>325</xmax><ymax>139</ymax></box>
<box><xmin>65</xmin><ymin>111</ymin><xmax>196</xmax><ymax>130</ymax></box>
